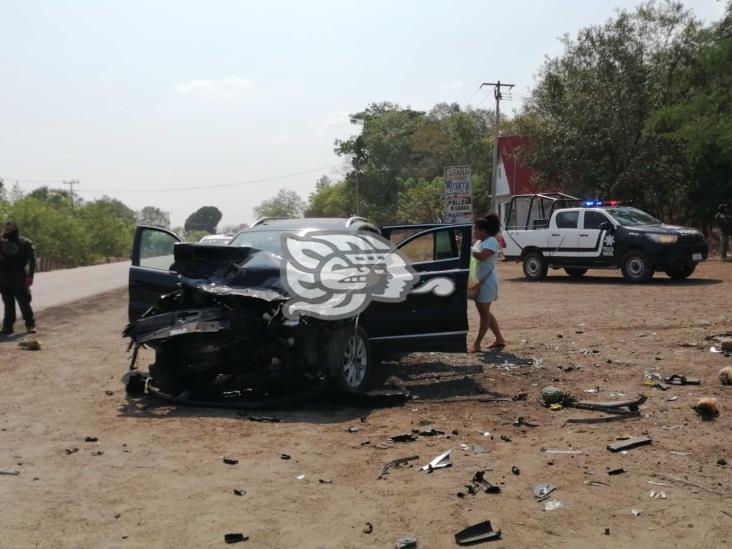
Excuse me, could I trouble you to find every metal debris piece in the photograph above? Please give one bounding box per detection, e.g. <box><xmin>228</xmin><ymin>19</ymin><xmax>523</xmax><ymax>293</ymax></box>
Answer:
<box><xmin>318</xmin><ymin>479</ymin><xmax>334</xmax><ymax>484</ymax></box>
<box><xmin>472</xmin><ymin>471</ymin><xmax>501</xmax><ymax>494</ymax></box>
<box><xmin>415</xmin><ymin>427</ymin><xmax>444</xmax><ymax>437</ymax></box>
<box><xmin>607</xmin><ymin>468</ymin><xmax>625</xmax><ymax>476</ymax></box>
<box><xmin>512</xmin><ymin>417</ymin><xmax>538</xmax><ymax>427</ymax></box>
<box><xmin>500</xmin><ymin>435</ymin><xmax>511</xmax><ymax>442</ymax></box>
<box><xmin>84</xmin><ymin>436</ymin><xmax>98</xmax><ymax>443</ymax></box>
<box><xmin>649</xmin><ymin>490</ymin><xmax>667</xmax><ymax>499</ymax></box>
<box><xmin>65</xmin><ymin>447</ymin><xmax>79</xmax><ymax>455</ymax></box>
<box><xmin>472</xmin><ymin>444</ymin><xmax>488</xmax><ymax>455</ymax></box>
<box><xmin>224</xmin><ymin>533</ymin><xmax>248</xmax><ymax>544</ymax></box>
<box><xmin>390</xmin><ymin>433</ymin><xmax>418</xmax><ymax>443</ymax></box>
<box><xmin>421</xmin><ymin>450</ymin><xmax>452</xmax><ymax>472</ymax></box>
<box><xmin>511</xmin><ymin>466</ymin><xmax>520</xmax><ymax>475</ymax></box>
<box><xmin>664</xmin><ymin>374</ymin><xmax>701</xmax><ymax>385</ymax></box>
<box><xmin>378</xmin><ymin>455</ymin><xmax>419</xmax><ymax>479</ymax></box>
<box><xmin>280</xmin><ymin>454</ymin><xmax>291</xmax><ymax>460</ymax></box>
<box><xmin>539</xmin><ymin>448</ymin><xmax>583</xmax><ymax>454</ymax></box>
<box><xmin>347</xmin><ymin>427</ymin><xmax>359</xmax><ymax>433</ymax></box>
<box><xmin>0</xmin><ymin>469</ymin><xmax>20</xmax><ymax>476</ymax></box>
<box><xmin>222</xmin><ymin>457</ymin><xmax>239</xmax><ymax>465</ymax></box>
<box><xmin>454</xmin><ymin>520</ymin><xmax>501</xmax><ymax>545</ymax></box>
<box><xmin>295</xmin><ymin>474</ymin><xmax>305</xmax><ymax>480</ymax></box>
<box><xmin>395</xmin><ymin>535</ymin><xmax>417</xmax><ymax>549</ymax></box>
<box><xmin>363</xmin><ymin>522</ymin><xmax>373</xmax><ymax>534</ymax></box>
<box><xmin>233</xmin><ymin>489</ymin><xmax>246</xmax><ymax>496</ymax></box>
<box><xmin>607</xmin><ymin>435</ymin><xmax>652</xmax><ymax>453</ymax></box>
<box><xmin>631</xmin><ymin>509</ymin><xmax>641</xmax><ymax>516</ymax></box>
<box><xmin>532</xmin><ymin>483</ymin><xmax>556</xmax><ymax>501</ymax></box>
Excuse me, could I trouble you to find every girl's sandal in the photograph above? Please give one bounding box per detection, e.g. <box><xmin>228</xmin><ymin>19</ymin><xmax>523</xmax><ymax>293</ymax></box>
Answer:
<box><xmin>487</xmin><ymin>341</ymin><xmax>506</xmax><ymax>350</ymax></box>
<box><xmin>467</xmin><ymin>345</ymin><xmax>481</xmax><ymax>354</ymax></box>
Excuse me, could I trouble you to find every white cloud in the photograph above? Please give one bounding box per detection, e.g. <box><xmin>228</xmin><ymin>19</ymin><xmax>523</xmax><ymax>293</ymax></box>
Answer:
<box><xmin>176</xmin><ymin>76</ymin><xmax>253</xmax><ymax>98</ymax></box>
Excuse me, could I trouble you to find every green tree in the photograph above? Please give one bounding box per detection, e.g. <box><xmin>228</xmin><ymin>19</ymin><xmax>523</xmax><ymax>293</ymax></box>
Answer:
<box><xmin>184</xmin><ymin>206</ymin><xmax>223</xmax><ymax>234</ymax></box>
<box><xmin>396</xmin><ymin>178</ymin><xmax>444</xmax><ymax>224</ymax></box>
<box><xmin>305</xmin><ymin>178</ymin><xmax>351</xmax><ymax>218</ymax></box>
<box><xmin>253</xmin><ymin>188</ymin><xmax>305</xmax><ymax>219</ymax></box>
<box><xmin>79</xmin><ymin>199</ymin><xmax>135</xmax><ymax>261</ymax></box>
<box><xmin>27</xmin><ymin>186</ymin><xmax>78</xmax><ymax>210</ymax></box>
<box><xmin>522</xmin><ymin>1</ymin><xmax>702</xmax><ymax>220</ymax></box>
<box><xmin>138</xmin><ymin>206</ymin><xmax>169</xmax><ymax>228</ymax></box>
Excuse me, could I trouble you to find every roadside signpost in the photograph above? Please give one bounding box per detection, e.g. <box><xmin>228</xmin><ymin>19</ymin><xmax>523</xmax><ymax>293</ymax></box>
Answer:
<box><xmin>444</xmin><ymin>165</ymin><xmax>473</xmax><ymax>224</ymax></box>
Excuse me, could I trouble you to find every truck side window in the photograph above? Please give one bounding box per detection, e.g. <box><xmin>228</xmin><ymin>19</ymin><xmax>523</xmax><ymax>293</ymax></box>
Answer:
<box><xmin>583</xmin><ymin>211</ymin><xmax>609</xmax><ymax>229</ymax></box>
<box><xmin>556</xmin><ymin>211</ymin><xmax>579</xmax><ymax>229</ymax></box>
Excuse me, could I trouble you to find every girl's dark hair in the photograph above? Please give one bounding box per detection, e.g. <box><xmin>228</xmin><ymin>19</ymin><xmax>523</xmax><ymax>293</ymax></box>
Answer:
<box><xmin>475</xmin><ymin>213</ymin><xmax>501</xmax><ymax>236</ymax></box>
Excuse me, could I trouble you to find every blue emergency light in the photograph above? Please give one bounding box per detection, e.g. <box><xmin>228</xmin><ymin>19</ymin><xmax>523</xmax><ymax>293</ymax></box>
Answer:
<box><xmin>583</xmin><ymin>199</ymin><xmax>620</xmax><ymax>207</ymax></box>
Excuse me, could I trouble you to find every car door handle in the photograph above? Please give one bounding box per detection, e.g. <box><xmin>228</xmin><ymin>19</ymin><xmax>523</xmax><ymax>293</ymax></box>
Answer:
<box><xmin>579</xmin><ymin>234</ymin><xmax>589</xmax><ymax>237</ymax></box>
<box><xmin>551</xmin><ymin>233</ymin><xmax>560</xmax><ymax>237</ymax></box>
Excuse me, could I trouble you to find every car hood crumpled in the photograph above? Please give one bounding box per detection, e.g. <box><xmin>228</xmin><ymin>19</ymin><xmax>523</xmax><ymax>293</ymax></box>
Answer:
<box><xmin>172</xmin><ymin>243</ymin><xmax>289</xmax><ymax>302</ymax></box>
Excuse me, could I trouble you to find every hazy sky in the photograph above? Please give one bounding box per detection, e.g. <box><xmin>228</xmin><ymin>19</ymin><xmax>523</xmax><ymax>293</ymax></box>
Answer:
<box><xmin>1</xmin><ymin>0</ymin><xmax>726</xmax><ymax>227</ymax></box>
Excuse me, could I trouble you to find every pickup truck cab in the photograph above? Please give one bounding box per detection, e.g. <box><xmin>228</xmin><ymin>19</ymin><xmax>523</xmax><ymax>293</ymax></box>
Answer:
<box><xmin>503</xmin><ymin>194</ymin><xmax>708</xmax><ymax>283</ymax></box>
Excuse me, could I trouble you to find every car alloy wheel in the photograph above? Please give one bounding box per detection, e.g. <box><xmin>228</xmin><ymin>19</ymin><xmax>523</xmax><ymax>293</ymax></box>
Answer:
<box><xmin>342</xmin><ymin>332</ymin><xmax>368</xmax><ymax>388</ymax></box>
<box><xmin>627</xmin><ymin>257</ymin><xmax>645</xmax><ymax>277</ymax></box>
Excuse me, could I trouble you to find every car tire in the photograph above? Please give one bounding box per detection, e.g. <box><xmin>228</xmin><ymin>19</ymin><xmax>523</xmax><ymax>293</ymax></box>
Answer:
<box><xmin>523</xmin><ymin>251</ymin><xmax>548</xmax><ymax>281</ymax></box>
<box><xmin>323</xmin><ymin>326</ymin><xmax>380</xmax><ymax>393</ymax></box>
<box><xmin>564</xmin><ymin>268</ymin><xmax>588</xmax><ymax>279</ymax></box>
<box><xmin>621</xmin><ymin>250</ymin><xmax>655</xmax><ymax>283</ymax></box>
<box><xmin>665</xmin><ymin>264</ymin><xmax>696</xmax><ymax>280</ymax></box>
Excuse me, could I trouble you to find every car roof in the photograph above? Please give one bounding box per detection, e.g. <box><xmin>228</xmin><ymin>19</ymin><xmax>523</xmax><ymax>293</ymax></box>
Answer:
<box><xmin>245</xmin><ymin>217</ymin><xmax>379</xmax><ymax>233</ymax></box>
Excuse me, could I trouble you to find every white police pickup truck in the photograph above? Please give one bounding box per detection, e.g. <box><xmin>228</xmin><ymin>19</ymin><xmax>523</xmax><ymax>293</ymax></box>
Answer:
<box><xmin>502</xmin><ymin>194</ymin><xmax>708</xmax><ymax>283</ymax></box>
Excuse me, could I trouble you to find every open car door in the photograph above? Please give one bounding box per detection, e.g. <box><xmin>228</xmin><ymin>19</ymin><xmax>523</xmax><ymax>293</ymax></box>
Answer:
<box><xmin>128</xmin><ymin>225</ymin><xmax>182</xmax><ymax>322</ymax></box>
<box><xmin>366</xmin><ymin>224</ymin><xmax>472</xmax><ymax>355</ymax></box>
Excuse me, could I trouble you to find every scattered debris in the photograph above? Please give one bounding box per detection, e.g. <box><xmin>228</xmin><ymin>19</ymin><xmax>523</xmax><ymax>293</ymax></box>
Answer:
<box><xmin>512</xmin><ymin>417</ymin><xmax>538</xmax><ymax>428</ymax></box>
<box><xmin>532</xmin><ymin>484</ymin><xmax>556</xmax><ymax>501</ymax></box>
<box><xmin>233</xmin><ymin>489</ymin><xmax>246</xmax><ymax>496</ymax></box>
<box><xmin>607</xmin><ymin>435</ymin><xmax>652</xmax><ymax>453</ymax></box>
<box><xmin>664</xmin><ymin>374</ymin><xmax>701</xmax><ymax>386</ymax></box>
<box><xmin>295</xmin><ymin>474</ymin><xmax>305</xmax><ymax>480</ymax></box>
<box><xmin>647</xmin><ymin>481</ymin><xmax>671</xmax><ymax>488</ymax></box>
<box><xmin>607</xmin><ymin>468</ymin><xmax>626</xmax><ymax>476</ymax></box>
<box><xmin>280</xmin><ymin>454</ymin><xmax>291</xmax><ymax>460</ymax></box>
<box><xmin>512</xmin><ymin>466</ymin><xmax>520</xmax><ymax>475</ymax></box>
<box><xmin>454</xmin><ymin>520</ymin><xmax>501</xmax><ymax>545</ymax></box>
<box><xmin>347</xmin><ymin>427</ymin><xmax>359</xmax><ymax>433</ymax></box>
<box><xmin>65</xmin><ymin>447</ymin><xmax>79</xmax><ymax>455</ymax></box>
<box><xmin>395</xmin><ymin>535</ymin><xmax>417</xmax><ymax>549</ymax></box>
<box><xmin>469</xmin><ymin>471</ymin><xmax>501</xmax><ymax>494</ymax></box>
<box><xmin>413</xmin><ymin>427</ymin><xmax>444</xmax><ymax>437</ymax></box>
<box><xmin>223</xmin><ymin>457</ymin><xmax>239</xmax><ymax>465</ymax></box>
<box><xmin>584</xmin><ymin>387</ymin><xmax>600</xmax><ymax>393</ymax></box>
<box><xmin>692</xmin><ymin>398</ymin><xmax>719</xmax><ymax>421</ymax></box>
<box><xmin>378</xmin><ymin>455</ymin><xmax>419</xmax><ymax>479</ymax></box>
<box><xmin>0</xmin><ymin>469</ymin><xmax>20</xmax><ymax>476</ymax></box>
<box><xmin>650</xmin><ymin>473</ymin><xmax>726</xmax><ymax>497</ymax></box>
<box><xmin>84</xmin><ymin>436</ymin><xmax>98</xmax><ymax>443</ymax></box>
<box><xmin>719</xmin><ymin>366</ymin><xmax>732</xmax><ymax>385</ymax></box>
<box><xmin>670</xmin><ymin>451</ymin><xmax>692</xmax><ymax>456</ymax></box>
<box><xmin>421</xmin><ymin>450</ymin><xmax>452</xmax><ymax>472</ymax></box>
<box><xmin>586</xmin><ymin>480</ymin><xmax>608</xmax><ymax>487</ymax></box>
<box><xmin>543</xmin><ymin>499</ymin><xmax>563</xmax><ymax>511</ymax></box>
<box><xmin>539</xmin><ymin>448</ymin><xmax>583</xmax><ymax>454</ymax></box>
<box><xmin>224</xmin><ymin>533</ymin><xmax>248</xmax><ymax>544</ymax></box>
<box><xmin>500</xmin><ymin>435</ymin><xmax>512</xmax><ymax>442</ymax></box>
<box><xmin>363</xmin><ymin>522</ymin><xmax>373</xmax><ymax>534</ymax></box>
<box><xmin>631</xmin><ymin>509</ymin><xmax>641</xmax><ymax>517</ymax></box>
<box><xmin>18</xmin><ymin>338</ymin><xmax>41</xmax><ymax>351</ymax></box>
<box><xmin>318</xmin><ymin>479</ymin><xmax>334</xmax><ymax>484</ymax></box>
<box><xmin>390</xmin><ymin>433</ymin><xmax>418</xmax><ymax>443</ymax></box>
<box><xmin>649</xmin><ymin>490</ymin><xmax>667</xmax><ymax>499</ymax></box>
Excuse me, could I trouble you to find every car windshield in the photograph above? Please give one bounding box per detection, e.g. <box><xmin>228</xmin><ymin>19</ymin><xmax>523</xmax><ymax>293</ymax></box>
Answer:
<box><xmin>229</xmin><ymin>230</ymin><xmax>286</xmax><ymax>256</ymax></box>
<box><xmin>604</xmin><ymin>207</ymin><xmax>660</xmax><ymax>226</ymax></box>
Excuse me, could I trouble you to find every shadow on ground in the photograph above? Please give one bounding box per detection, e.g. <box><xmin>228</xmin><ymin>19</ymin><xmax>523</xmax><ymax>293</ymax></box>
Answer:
<box><xmin>506</xmin><ymin>275</ymin><xmax>723</xmax><ymax>286</ymax></box>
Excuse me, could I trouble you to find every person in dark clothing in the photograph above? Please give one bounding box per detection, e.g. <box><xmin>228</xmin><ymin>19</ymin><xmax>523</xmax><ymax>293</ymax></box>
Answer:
<box><xmin>0</xmin><ymin>221</ymin><xmax>36</xmax><ymax>334</ymax></box>
<box><xmin>716</xmin><ymin>204</ymin><xmax>731</xmax><ymax>260</ymax></box>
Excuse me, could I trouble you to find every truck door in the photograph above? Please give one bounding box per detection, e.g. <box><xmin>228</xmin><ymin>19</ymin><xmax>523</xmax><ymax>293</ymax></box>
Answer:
<box><xmin>128</xmin><ymin>225</ymin><xmax>182</xmax><ymax>322</ymax></box>
<box><xmin>366</xmin><ymin>224</ymin><xmax>472</xmax><ymax>354</ymax></box>
<box><xmin>578</xmin><ymin>210</ymin><xmax>610</xmax><ymax>257</ymax></box>
<box><xmin>548</xmin><ymin>210</ymin><xmax>580</xmax><ymax>258</ymax></box>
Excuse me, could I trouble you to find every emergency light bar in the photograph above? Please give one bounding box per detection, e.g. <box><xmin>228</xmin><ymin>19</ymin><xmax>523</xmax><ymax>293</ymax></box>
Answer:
<box><xmin>582</xmin><ymin>200</ymin><xmax>621</xmax><ymax>207</ymax></box>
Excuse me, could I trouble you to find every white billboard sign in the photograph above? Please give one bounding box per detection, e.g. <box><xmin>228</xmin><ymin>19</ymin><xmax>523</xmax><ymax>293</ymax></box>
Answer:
<box><xmin>444</xmin><ymin>165</ymin><xmax>473</xmax><ymax>224</ymax></box>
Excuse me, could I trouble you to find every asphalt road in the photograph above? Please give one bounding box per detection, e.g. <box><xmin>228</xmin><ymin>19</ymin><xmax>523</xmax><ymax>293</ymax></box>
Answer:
<box><xmin>32</xmin><ymin>260</ymin><xmax>130</xmax><ymax>311</ymax></box>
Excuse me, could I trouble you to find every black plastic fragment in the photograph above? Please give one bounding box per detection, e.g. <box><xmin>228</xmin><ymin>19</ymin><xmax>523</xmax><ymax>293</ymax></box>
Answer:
<box><xmin>224</xmin><ymin>533</ymin><xmax>248</xmax><ymax>544</ymax></box>
<box><xmin>223</xmin><ymin>457</ymin><xmax>239</xmax><ymax>465</ymax></box>
<box><xmin>455</xmin><ymin>520</ymin><xmax>501</xmax><ymax>545</ymax></box>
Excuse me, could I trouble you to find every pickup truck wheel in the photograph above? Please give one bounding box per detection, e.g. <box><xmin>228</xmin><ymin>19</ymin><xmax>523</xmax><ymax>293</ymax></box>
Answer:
<box><xmin>323</xmin><ymin>326</ymin><xmax>380</xmax><ymax>393</ymax></box>
<box><xmin>621</xmin><ymin>251</ymin><xmax>655</xmax><ymax>283</ymax></box>
<box><xmin>564</xmin><ymin>268</ymin><xmax>588</xmax><ymax>279</ymax></box>
<box><xmin>523</xmin><ymin>252</ymin><xmax>548</xmax><ymax>281</ymax></box>
<box><xmin>665</xmin><ymin>264</ymin><xmax>696</xmax><ymax>280</ymax></box>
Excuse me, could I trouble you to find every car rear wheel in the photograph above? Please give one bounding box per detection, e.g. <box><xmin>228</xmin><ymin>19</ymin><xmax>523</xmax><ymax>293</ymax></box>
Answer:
<box><xmin>665</xmin><ymin>264</ymin><xmax>696</xmax><ymax>280</ymax></box>
<box><xmin>564</xmin><ymin>268</ymin><xmax>588</xmax><ymax>279</ymax></box>
<box><xmin>523</xmin><ymin>251</ymin><xmax>548</xmax><ymax>281</ymax></box>
<box><xmin>323</xmin><ymin>326</ymin><xmax>380</xmax><ymax>393</ymax></box>
<box><xmin>621</xmin><ymin>250</ymin><xmax>654</xmax><ymax>283</ymax></box>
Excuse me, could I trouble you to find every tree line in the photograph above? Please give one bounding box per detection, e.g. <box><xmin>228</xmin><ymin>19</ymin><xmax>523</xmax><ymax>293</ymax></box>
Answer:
<box><xmin>267</xmin><ymin>1</ymin><xmax>730</xmax><ymax>231</ymax></box>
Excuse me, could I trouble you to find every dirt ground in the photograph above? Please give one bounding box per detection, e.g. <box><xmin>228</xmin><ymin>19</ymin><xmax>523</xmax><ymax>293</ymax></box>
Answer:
<box><xmin>1</xmin><ymin>261</ymin><xmax>731</xmax><ymax>548</ymax></box>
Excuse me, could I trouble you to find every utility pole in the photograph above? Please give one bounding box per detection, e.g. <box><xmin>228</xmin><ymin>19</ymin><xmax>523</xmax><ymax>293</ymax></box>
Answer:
<box><xmin>63</xmin><ymin>179</ymin><xmax>80</xmax><ymax>212</ymax></box>
<box><xmin>480</xmin><ymin>81</ymin><xmax>514</xmax><ymax>215</ymax></box>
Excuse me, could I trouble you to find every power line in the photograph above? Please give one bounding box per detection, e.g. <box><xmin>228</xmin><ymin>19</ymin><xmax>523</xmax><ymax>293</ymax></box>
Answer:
<box><xmin>62</xmin><ymin>179</ymin><xmax>80</xmax><ymax>211</ymax></box>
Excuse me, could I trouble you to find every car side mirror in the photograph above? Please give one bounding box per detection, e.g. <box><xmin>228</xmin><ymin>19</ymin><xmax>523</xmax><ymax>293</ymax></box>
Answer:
<box><xmin>599</xmin><ymin>221</ymin><xmax>614</xmax><ymax>232</ymax></box>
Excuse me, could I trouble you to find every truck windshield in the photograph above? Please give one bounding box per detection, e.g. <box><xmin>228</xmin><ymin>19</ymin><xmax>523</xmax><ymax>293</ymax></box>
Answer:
<box><xmin>604</xmin><ymin>207</ymin><xmax>660</xmax><ymax>226</ymax></box>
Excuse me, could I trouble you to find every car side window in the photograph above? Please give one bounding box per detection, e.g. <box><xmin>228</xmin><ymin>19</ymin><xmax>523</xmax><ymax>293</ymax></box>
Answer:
<box><xmin>399</xmin><ymin>229</ymin><xmax>458</xmax><ymax>264</ymax></box>
<box><xmin>140</xmin><ymin>229</ymin><xmax>177</xmax><ymax>270</ymax></box>
<box><xmin>556</xmin><ymin>211</ymin><xmax>579</xmax><ymax>229</ymax></box>
<box><xmin>583</xmin><ymin>211</ymin><xmax>609</xmax><ymax>230</ymax></box>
